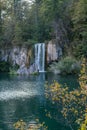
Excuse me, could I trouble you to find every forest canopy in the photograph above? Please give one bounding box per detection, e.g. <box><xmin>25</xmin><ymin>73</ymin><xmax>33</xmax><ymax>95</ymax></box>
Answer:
<box><xmin>0</xmin><ymin>0</ymin><xmax>87</xmax><ymax>57</ymax></box>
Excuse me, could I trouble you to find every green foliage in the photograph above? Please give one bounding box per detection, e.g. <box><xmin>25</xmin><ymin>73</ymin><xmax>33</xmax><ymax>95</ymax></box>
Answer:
<box><xmin>0</xmin><ymin>0</ymin><xmax>71</xmax><ymax>46</ymax></box>
<box><xmin>40</xmin><ymin>0</ymin><xmax>69</xmax><ymax>21</ymax></box>
<box><xmin>49</xmin><ymin>56</ymin><xmax>80</xmax><ymax>75</ymax></box>
<box><xmin>0</xmin><ymin>0</ymin><xmax>87</xmax><ymax>59</ymax></box>
<box><xmin>73</xmin><ymin>43</ymin><xmax>87</xmax><ymax>58</ymax></box>
<box><xmin>31</xmin><ymin>71</ymin><xmax>39</xmax><ymax>76</ymax></box>
<box><xmin>0</xmin><ymin>61</ymin><xmax>10</xmax><ymax>72</ymax></box>
<box><xmin>71</xmin><ymin>0</ymin><xmax>87</xmax><ymax>40</ymax></box>
<box><xmin>12</xmin><ymin>22</ymin><xmax>23</xmax><ymax>45</ymax></box>
<box><xmin>24</xmin><ymin>39</ymin><xmax>38</xmax><ymax>46</ymax></box>
<box><xmin>0</xmin><ymin>61</ymin><xmax>19</xmax><ymax>74</ymax></box>
<box><xmin>70</xmin><ymin>0</ymin><xmax>87</xmax><ymax>58</ymax></box>
<box><xmin>9</xmin><ymin>64</ymin><xmax>19</xmax><ymax>75</ymax></box>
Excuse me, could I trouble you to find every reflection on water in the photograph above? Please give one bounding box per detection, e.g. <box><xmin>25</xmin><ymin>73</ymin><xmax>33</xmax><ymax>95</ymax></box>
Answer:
<box><xmin>46</xmin><ymin>72</ymin><xmax>79</xmax><ymax>90</ymax></box>
<box><xmin>0</xmin><ymin>74</ymin><xmax>45</xmax><ymax>101</ymax></box>
<box><xmin>0</xmin><ymin>73</ymin><xmax>78</xmax><ymax>130</ymax></box>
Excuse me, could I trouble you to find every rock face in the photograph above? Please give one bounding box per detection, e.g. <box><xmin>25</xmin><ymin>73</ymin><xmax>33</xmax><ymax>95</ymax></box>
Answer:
<box><xmin>0</xmin><ymin>47</ymin><xmax>29</xmax><ymax>66</ymax></box>
<box><xmin>17</xmin><ymin>63</ymin><xmax>37</xmax><ymax>75</ymax></box>
<box><xmin>0</xmin><ymin>40</ymin><xmax>63</xmax><ymax>74</ymax></box>
<box><xmin>0</xmin><ymin>46</ymin><xmax>35</xmax><ymax>74</ymax></box>
<box><xmin>47</xmin><ymin>40</ymin><xmax>62</xmax><ymax>64</ymax></box>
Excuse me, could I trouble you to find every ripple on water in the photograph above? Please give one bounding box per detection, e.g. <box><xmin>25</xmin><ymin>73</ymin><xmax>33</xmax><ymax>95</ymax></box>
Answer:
<box><xmin>0</xmin><ymin>80</ymin><xmax>44</xmax><ymax>101</ymax></box>
<box><xmin>0</xmin><ymin>90</ymin><xmax>40</xmax><ymax>101</ymax></box>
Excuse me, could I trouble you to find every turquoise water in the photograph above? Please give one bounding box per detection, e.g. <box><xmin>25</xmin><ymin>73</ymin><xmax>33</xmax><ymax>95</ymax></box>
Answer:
<box><xmin>0</xmin><ymin>73</ymin><xmax>79</xmax><ymax>130</ymax></box>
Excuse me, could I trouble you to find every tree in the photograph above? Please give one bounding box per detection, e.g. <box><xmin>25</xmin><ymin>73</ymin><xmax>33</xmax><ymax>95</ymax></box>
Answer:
<box><xmin>71</xmin><ymin>0</ymin><xmax>87</xmax><ymax>57</ymax></box>
<box><xmin>0</xmin><ymin>0</ymin><xmax>6</xmax><ymax>44</ymax></box>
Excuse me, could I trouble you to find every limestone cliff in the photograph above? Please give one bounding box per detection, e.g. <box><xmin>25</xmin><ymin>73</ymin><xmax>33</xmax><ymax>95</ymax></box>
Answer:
<box><xmin>0</xmin><ymin>46</ymin><xmax>34</xmax><ymax>67</ymax></box>
<box><xmin>0</xmin><ymin>40</ymin><xmax>62</xmax><ymax>74</ymax></box>
<box><xmin>46</xmin><ymin>39</ymin><xmax>62</xmax><ymax>64</ymax></box>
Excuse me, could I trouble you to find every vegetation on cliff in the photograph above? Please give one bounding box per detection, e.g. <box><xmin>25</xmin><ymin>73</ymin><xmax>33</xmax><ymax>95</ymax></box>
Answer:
<box><xmin>0</xmin><ymin>61</ymin><xmax>10</xmax><ymax>72</ymax></box>
<box><xmin>0</xmin><ymin>0</ymin><xmax>87</xmax><ymax>58</ymax></box>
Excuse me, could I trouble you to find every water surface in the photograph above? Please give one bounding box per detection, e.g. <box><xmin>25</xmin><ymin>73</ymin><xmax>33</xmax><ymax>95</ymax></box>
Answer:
<box><xmin>0</xmin><ymin>73</ymin><xmax>79</xmax><ymax>130</ymax></box>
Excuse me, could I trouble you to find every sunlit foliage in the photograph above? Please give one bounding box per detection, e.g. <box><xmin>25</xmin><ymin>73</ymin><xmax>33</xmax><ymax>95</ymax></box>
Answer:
<box><xmin>45</xmin><ymin>58</ymin><xmax>87</xmax><ymax>130</ymax></box>
<box><xmin>13</xmin><ymin>119</ymin><xmax>47</xmax><ymax>130</ymax></box>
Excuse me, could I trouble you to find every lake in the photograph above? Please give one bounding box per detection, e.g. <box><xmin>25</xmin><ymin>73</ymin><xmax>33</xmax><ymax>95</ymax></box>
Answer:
<box><xmin>0</xmin><ymin>73</ymin><xmax>79</xmax><ymax>130</ymax></box>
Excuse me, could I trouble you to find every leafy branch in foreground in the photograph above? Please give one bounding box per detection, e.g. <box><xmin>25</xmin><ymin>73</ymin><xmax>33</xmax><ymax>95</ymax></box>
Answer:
<box><xmin>13</xmin><ymin>119</ymin><xmax>47</xmax><ymax>130</ymax></box>
<box><xmin>45</xmin><ymin>58</ymin><xmax>87</xmax><ymax>130</ymax></box>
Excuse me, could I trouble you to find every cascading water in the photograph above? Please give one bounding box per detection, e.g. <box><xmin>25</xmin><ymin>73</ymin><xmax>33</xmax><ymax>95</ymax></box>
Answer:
<box><xmin>35</xmin><ymin>43</ymin><xmax>45</xmax><ymax>72</ymax></box>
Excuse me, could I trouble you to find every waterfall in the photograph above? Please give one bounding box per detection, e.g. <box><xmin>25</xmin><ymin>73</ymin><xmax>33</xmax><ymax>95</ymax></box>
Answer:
<box><xmin>35</xmin><ymin>43</ymin><xmax>45</xmax><ymax>72</ymax></box>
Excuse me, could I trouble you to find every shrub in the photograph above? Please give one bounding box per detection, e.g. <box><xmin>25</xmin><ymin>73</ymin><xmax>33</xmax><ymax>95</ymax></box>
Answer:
<box><xmin>73</xmin><ymin>43</ymin><xmax>87</xmax><ymax>58</ymax></box>
<box><xmin>9</xmin><ymin>64</ymin><xmax>19</xmax><ymax>75</ymax></box>
<box><xmin>49</xmin><ymin>56</ymin><xmax>80</xmax><ymax>75</ymax></box>
<box><xmin>0</xmin><ymin>60</ymin><xmax>19</xmax><ymax>74</ymax></box>
<box><xmin>0</xmin><ymin>61</ymin><xmax>10</xmax><ymax>72</ymax></box>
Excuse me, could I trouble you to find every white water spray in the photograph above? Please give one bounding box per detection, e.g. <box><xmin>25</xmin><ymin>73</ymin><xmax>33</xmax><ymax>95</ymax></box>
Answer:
<box><xmin>35</xmin><ymin>43</ymin><xmax>45</xmax><ymax>72</ymax></box>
